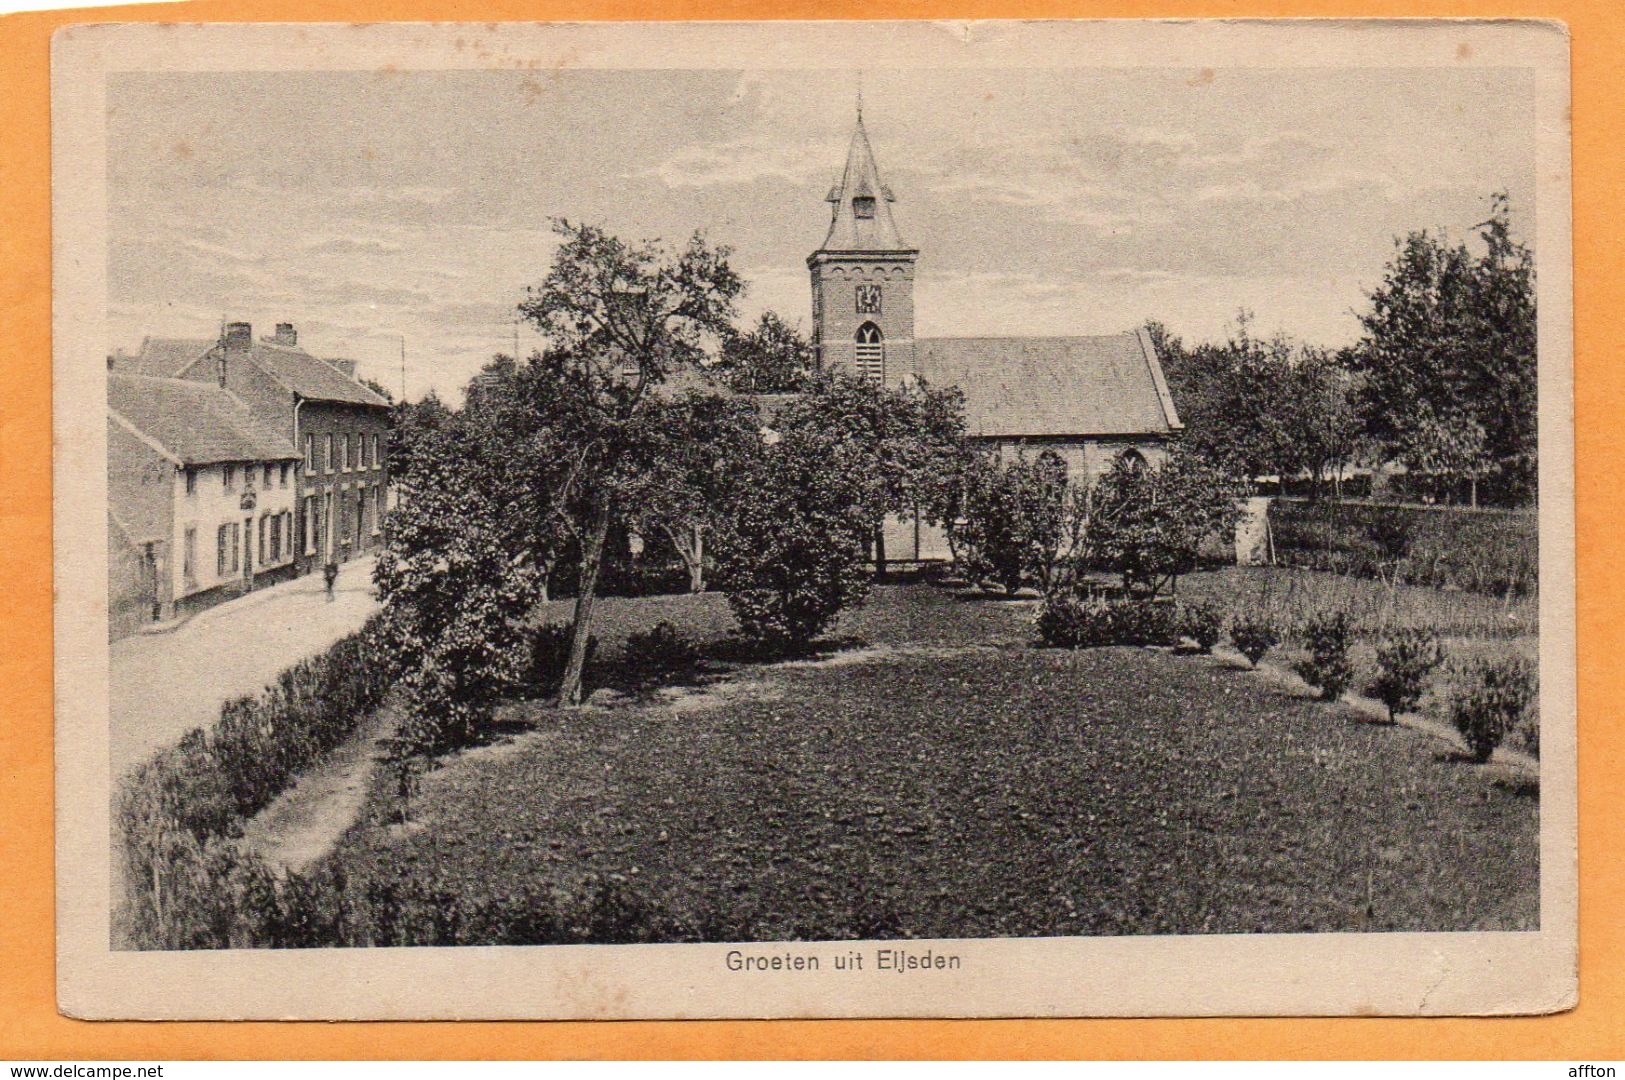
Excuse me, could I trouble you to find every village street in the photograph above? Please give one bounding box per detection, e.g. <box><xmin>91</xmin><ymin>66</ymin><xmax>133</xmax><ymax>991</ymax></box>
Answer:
<box><xmin>110</xmin><ymin>557</ymin><xmax>380</xmax><ymax>777</ymax></box>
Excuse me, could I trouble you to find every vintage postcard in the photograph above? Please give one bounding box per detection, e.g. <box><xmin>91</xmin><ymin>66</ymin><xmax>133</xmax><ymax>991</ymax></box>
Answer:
<box><xmin>53</xmin><ymin>19</ymin><xmax>1575</xmax><ymax>1019</ymax></box>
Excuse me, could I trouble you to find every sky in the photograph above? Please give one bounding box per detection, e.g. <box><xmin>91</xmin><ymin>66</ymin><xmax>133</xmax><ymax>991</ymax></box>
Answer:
<box><xmin>107</xmin><ymin>65</ymin><xmax>1537</xmax><ymax>402</ymax></box>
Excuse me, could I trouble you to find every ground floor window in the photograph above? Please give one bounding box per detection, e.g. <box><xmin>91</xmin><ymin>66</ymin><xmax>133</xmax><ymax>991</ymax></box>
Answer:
<box><xmin>216</xmin><ymin>524</ymin><xmax>229</xmax><ymax>578</ymax></box>
<box><xmin>183</xmin><ymin>526</ymin><xmax>196</xmax><ymax>586</ymax></box>
<box><xmin>304</xmin><ymin>495</ymin><xmax>319</xmax><ymax>556</ymax></box>
<box><xmin>375</xmin><ymin>485</ymin><xmax>386</xmax><ymax>533</ymax></box>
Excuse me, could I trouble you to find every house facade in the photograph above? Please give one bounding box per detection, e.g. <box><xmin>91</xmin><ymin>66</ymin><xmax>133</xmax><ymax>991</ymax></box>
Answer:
<box><xmin>168</xmin><ymin>321</ymin><xmax>394</xmax><ymax>575</ymax></box>
<box><xmin>808</xmin><ymin>114</ymin><xmax>1184</xmax><ymax>562</ymax></box>
<box><xmin>107</xmin><ymin>375</ymin><xmax>302</xmax><ymax>638</ymax></box>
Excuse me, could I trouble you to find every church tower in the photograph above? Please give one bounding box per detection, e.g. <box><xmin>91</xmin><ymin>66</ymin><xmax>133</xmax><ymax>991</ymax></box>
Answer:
<box><xmin>808</xmin><ymin>110</ymin><xmax>918</xmax><ymax>384</ymax></box>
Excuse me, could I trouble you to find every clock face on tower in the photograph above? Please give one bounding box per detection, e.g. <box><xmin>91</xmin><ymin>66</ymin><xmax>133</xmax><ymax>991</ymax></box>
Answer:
<box><xmin>855</xmin><ymin>284</ymin><xmax>883</xmax><ymax>314</ymax></box>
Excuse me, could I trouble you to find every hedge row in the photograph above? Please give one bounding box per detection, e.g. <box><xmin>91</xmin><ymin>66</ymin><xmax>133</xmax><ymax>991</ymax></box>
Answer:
<box><xmin>1268</xmin><ymin>500</ymin><xmax>1537</xmax><ymax>597</ymax></box>
<box><xmin>117</xmin><ymin>611</ymin><xmax>401</xmax><ymax>949</ymax></box>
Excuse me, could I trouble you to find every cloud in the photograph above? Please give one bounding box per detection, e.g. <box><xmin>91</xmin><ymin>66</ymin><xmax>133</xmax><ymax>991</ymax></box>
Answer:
<box><xmin>298</xmin><ymin>236</ymin><xmax>406</xmax><ymax>255</ymax></box>
<box><xmin>636</xmin><ymin>137</ymin><xmax>831</xmax><ymax>189</ymax></box>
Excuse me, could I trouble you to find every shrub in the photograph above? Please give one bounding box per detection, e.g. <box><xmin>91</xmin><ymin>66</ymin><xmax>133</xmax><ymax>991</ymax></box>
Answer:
<box><xmin>1451</xmin><ymin>656</ymin><xmax>1538</xmax><ymax>763</ymax></box>
<box><xmin>1294</xmin><ymin>611</ymin><xmax>1355</xmax><ymax>701</ymax></box>
<box><xmin>1036</xmin><ymin>595</ymin><xmax>1181</xmax><ymax>649</ymax></box>
<box><xmin>1369</xmin><ymin>628</ymin><xmax>1445</xmax><ymax>722</ymax></box>
<box><xmin>624</xmin><ymin>621</ymin><xmax>700</xmax><ymax>678</ymax></box>
<box><xmin>115</xmin><ymin>611</ymin><xmax>402</xmax><ymax>948</ymax></box>
<box><xmin>1229</xmin><ymin>616</ymin><xmax>1279</xmax><ymax>667</ymax></box>
<box><xmin>1178</xmin><ymin>601</ymin><xmax>1224</xmax><ymax>653</ymax></box>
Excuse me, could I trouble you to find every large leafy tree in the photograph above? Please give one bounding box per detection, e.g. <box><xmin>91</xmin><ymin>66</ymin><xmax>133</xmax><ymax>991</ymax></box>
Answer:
<box><xmin>713</xmin><ymin>310</ymin><xmax>817</xmax><ymax>394</ymax></box>
<box><xmin>515</xmin><ymin>220</ymin><xmax>744</xmax><ymax>704</ymax></box>
<box><xmin>1347</xmin><ymin>193</ymin><xmax>1536</xmax><ymax>504</ymax></box>
<box><xmin>713</xmin><ymin>406</ymin><xmax>876</xmax><ymax>649</ymax></box>
<box><xmin>620</xmin><ymin>389</ymin><xmax>764</xmax><ymax>593</ymax></box>
<box><xmin>772</xmin><ymin>373</ymin><xmax>969</xmax><ymax>573</ymax></box>
<box><xmin>1079</xmin><ymin>448</ymin><xmax>1245</xmax><ymax>595</ymax></box>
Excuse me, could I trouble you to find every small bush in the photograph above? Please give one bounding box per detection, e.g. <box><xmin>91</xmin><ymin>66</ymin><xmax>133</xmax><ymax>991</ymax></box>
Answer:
<box><xmin>1369</xmin><ymin>628</ymin><xmax>1445</xmax><ymax>722</ymax></box>
<box><xmin>1294</xmin><ymin>611</ymin><xmax>1355</xmax><ymax>701</ymax></box>
<box><xmin>1178</xmin><ymin>601</ymin><xmax>1224</xmax><ymax>653</ymax></box>
<box><xmin>623</xmin><ymin>621</ymin><xmax>701</xmax><ymax>678</ymax></box>
<box><xmin>1229</xmin><ymin>616</ymin><xmax>1278</xmax><ymax>668</ymax></box>
<box><xmin>1036</xmin><ymin>595</ymin><xmax>1181</xmax><ymax>649</ymax></box>
<box><xmin>1451</xmin><ymin>656</ymin><xmax>1538</xmax><ymax>763</ymax></box>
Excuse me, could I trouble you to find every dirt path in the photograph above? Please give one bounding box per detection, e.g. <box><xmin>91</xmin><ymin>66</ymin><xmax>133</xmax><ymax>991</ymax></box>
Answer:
<box><xmin>236</xmin><ymin>700</ymin><xmax>398</xmax><ymax>874</ymax></box>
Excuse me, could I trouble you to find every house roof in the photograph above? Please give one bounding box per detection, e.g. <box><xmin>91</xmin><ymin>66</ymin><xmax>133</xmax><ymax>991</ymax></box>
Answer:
<box><xmin>813</xmin><ymin>116</ymin><xmax>913</xmax><ymax>255</ymax></box>
<box><xmin>182</xmin><ymin>341</ymin><xmax>391</xmax><ymax>408</ymax></box>
<box><xmin>120</xmin><ymin>337</ymin><xmax>214</xmax><ymax>379</ymax></box>
<box><xmin>107</xmin><ymin>375</ymin><xmax>301</xmax><ymax>465</ymax></box>
<box><xmin>915</xmin><ymin>329</ymin><xmax>1184</xmax><ymax>439</ymax></box>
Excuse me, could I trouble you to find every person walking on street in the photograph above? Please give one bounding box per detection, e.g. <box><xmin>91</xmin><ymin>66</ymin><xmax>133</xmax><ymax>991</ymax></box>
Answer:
<box><xmin>323</xmin><ymin>559</ymin><xmax>339</xmax><ymax>601</ymax></box>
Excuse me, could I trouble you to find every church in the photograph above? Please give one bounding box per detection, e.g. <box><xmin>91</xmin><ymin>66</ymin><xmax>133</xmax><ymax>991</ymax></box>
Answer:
<box><xmin>805</xmin><ymin>113</ymin><xmax>1185</xmax><ymax>562</ymax></box>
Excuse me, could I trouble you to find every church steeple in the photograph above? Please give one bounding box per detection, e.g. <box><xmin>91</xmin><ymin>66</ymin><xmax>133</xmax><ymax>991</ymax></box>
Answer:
<box><xmin>819</xmin><ymin>114</ymin><xmax>908</xmax><ymax>252</ymax></box>
<box><xmin>807</xmin><ymin>107</ymin><xmax>918</xmax><ymax>383</ymax></box>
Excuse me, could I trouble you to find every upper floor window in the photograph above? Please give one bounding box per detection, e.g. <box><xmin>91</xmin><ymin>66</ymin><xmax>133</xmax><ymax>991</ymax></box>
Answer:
<box><xmin>280</xmin><ymin>462</ymin><xmax>290</xmax><ymax>487</ymax></box>
<box><xmin>223</xmin><ymin>464</ymin><xmax>235</xmax><ymax>492</ymax></box>
<box><xmin>342</xmin><ymin>434</ymin><xmax>352</xmax><ymax>472</ymax></box>
<box><xmin>326</xmin><ymin>434</ymin><xmax>335</xmax><ymax>473</ymax></box>
<box><xmin>854</xmin><ymin>322</ymin><xmax>885</xmax><ymax>385</ymax></box>
<box><xmin>263</xmin><ymin>463</ymin><xmax>274</xmax><ymax>488</ymax></box>
<box><xmin>853</xmin><ymin>195</ymin><xmax>876</xmax><ymax>220</ymax></box>
<box><xmin>371</xmin><ymin>434</ymin><xmax>380</xmax><ymax>469</ymax></box>
<box><xmin>304</xmin><ymin>434</ymin><xmax>314</xmax><ymax>472</ymax></box>
<box><xmin>184</xmin><ymin>468</ymin><xmax>196</xmax><ymax>496</ymax></box>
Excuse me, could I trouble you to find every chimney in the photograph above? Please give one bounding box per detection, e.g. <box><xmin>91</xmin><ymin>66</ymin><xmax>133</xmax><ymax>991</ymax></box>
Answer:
<box><xmin>272</xmin><ymin>322</ymin><xmax>297</xmax><ymax>347</ymax></box>
<box><xmin>218</xmin><ymin>321</ymin><xmax>251</xmax><ymax>387</ymax></box>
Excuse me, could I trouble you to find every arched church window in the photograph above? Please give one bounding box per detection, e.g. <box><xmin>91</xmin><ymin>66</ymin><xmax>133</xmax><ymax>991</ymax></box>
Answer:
<box><xmin>853</xmin><ymin>195</ymin><xmax>876</xmax><ymax>220</ymax></box>
<box><xmin>854</xmin><ymin>322</ymin><xmax>885</xmax><ymax>384</ymax></box>
<box><xmin>1116</xmin><ymin>447</ymin><xmax>1148</xmax><ymax>472</ymax></box>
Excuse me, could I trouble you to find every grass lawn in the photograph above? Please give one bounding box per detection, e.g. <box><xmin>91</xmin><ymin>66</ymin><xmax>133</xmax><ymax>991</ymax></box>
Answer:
<box><xmin>320</xmin><ymin>578</ymin><xmax>1539</xmax><ymax>941</ymax></box>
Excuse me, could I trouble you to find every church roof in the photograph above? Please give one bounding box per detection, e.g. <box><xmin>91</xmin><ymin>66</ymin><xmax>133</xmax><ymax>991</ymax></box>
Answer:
<box><xmin>915</xmin><ymin>329</ymin><xmax>1184</xmax><ymax>439</ymax></box>
<box><xmin>815</xmin><ymin>117</ymin><xmax>913</xmax><ymax>254</ymax></box>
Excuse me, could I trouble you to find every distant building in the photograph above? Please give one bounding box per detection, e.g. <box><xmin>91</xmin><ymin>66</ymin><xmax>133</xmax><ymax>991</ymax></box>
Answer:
<box><xmin>806</xmin><ymin>113</ymin><xmax>1184</xmax><ymax>561</ymax></box>
<box><xmin>106</xmin><ymin>374</ymin><xmax>302</xmax><ymax>638</ymax></box>
<box><xmin>157</xmin><ymin>321</ymin><xmax>395</xmax><ymax>575</ymax></box>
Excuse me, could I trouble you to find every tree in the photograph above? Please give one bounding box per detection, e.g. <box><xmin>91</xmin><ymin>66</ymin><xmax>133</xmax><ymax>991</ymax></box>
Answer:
<box><xmin>772</xmin><ymin>373</ymin><xmax>969</xmax><ymax>575</ymax></box>
<box><xmin>1347</xmin><ymin>193</ymin><xmax>1536</xmax><ymax>504</ymax></box>
<box><xmin>714</xmin><ymin>311</ymin><xmax>816</xmax><ymax>394</ymax></box>
<box><xmin>518</xmin><ymin>220</ymin><xmax>744</xmax><ymax>705</ymax></box>
<box><xmin>1080</xmin><ymin>448</ymin><xmax>1245</xmax><ymax>595</ymax></box>
<box><xmin>374</xmin><ymin>442</ymin><xmax>540</xmax><ymax>754</ymax></box>
<box><xmin>359</xmin><ymin>377</ymin><xmax>395</xmax><ymax>404</ymax></box>
<box><xmin>713</xmin><ymin>409</ymin><xmax>876</xmax><ymax>650</ymax></box>
<box><xmin>621</xmin><ymin>390</ymin><xmax>763</xmax><ymax>593</ymax></box>
<box><xmin>1287</xmin><ymin>349</ymin><xmax>1364</xmax><ymax>499</ymax></box>
<box><xmin>955</xmin><ymin>450</ymin><xmax>1070</xmax><ymax>594</ymax></box>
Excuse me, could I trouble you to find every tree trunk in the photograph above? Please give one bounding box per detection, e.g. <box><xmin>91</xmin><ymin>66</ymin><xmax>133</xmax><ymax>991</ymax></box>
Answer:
<box><xmin>557</xmin><ymin>497</ymin><xmax>612</xmax><ymax>707</ymax></box>
<box><xmin>690</xmin><ymin>526</ymin><xmax>705</xmax><ymax>593</ymax></box>
<box><xmin>873</xmin><ymin>522</ymin><xmax>887</xmax><ymax>580</ymax></box>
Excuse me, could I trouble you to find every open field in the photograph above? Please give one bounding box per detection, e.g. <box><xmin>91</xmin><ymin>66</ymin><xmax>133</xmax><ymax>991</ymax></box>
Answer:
<box><xmin>312</xmin><ymin>580</ymin><xmax>1538</xmax><ymax>942</ymax></box>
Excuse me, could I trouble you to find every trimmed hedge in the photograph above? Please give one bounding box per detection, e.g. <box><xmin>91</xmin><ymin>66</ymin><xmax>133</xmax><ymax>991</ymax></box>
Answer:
<box><xmin>1269</xmin><ymin>500</ymin><xmax>1537</xmax><ymax>597</ymax></box>
<box><xmin>117</xmin><ymin>611</ymin><xmax>401</xmax><ymax>949</ymax></box>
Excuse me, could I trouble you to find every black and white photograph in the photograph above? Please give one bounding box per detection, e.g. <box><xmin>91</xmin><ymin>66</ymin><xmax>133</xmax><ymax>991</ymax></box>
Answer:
<box><xmin>52</xmin><ymin>19</ymin><xmax>1575</xmax><ymax>1019</ymax></box>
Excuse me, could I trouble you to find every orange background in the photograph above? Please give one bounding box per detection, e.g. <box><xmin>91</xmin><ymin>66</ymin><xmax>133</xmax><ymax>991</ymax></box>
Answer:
<box><xmin>1</xmin><ymin>0</ymin><xmax>1618</xmax><ymax>1060</ymax></box>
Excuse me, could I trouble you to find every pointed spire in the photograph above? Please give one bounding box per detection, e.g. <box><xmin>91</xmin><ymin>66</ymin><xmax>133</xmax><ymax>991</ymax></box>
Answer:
<box><xmin>817</xmin><ymin>109</ymin><xmax>909</xmax><ymax>252</ymax></box>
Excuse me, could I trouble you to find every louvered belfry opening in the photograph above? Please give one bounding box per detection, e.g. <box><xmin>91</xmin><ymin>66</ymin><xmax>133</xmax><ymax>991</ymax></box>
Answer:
<box><xmin>855</xmin><ymin>322</ymin><xmax>885</xmax><ymax>384</ymax></box>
